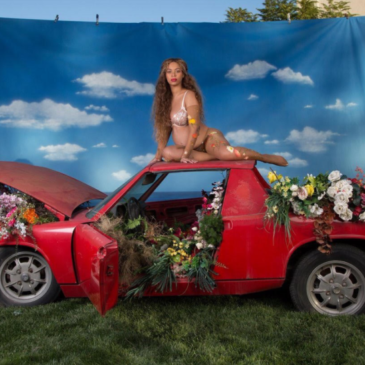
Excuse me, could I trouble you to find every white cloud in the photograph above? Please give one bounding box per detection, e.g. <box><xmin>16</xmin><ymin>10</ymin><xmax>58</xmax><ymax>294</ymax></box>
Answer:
<box><xmin>258</xmin><ymin>167</ymin><xmax>270</xmax><ymax>177</ymax></box>
<box><xmin>264</xmin><ymin>140</ymin><xmax>279</xmax><ymax>145</ymax></box>
<box><xmin>325</xmin><ymin>99</ymin><xmax>358</xmax><ymax>111</ymax></box>
<box><xmin>288</xmin><ymin>158</ymin><xmax>308</xmax><ymax>167</ymax></box>
<box><xmin>225</xmin><ymin>129</ymin><xmax>266</xmax><ymax>145</ymax></box>
<box><xmin>38</xmin><ymin>143</ymin><xmax>86</xmax><ymax>161</ymax></box>
<box><xmin>75</xmin><ymin>71</ymin><xmax>155</xmax><ymax>98</ymax></box>
<box><xmin>272</xmin><ymin>67</ymin><xmax>314</xmax><ymax>86</ymax></box>
<box><xmin>325</xmin><ymin>99</ymin><xmax>344</xmax><ymax>111</ymax></box>
<box><xmin>112</xmin><ymin>170</ymin><xmax>132</xmax><ymax>182</ymax></box>
<box><xmin>273</xmin><ymin>152</ymin><xmax>292</xmax><ymax>159</ymax></box>
<box><xmin>85</xmin><ymin>104</ymin><xmax>109</xmax><ymax>112</ymax></box>
<box><xmin>112</xmin><ymin>144</ymin><xmax>120</xmax><ymax>148</ymax></box>
<box><xmin>286</xmin><ymin>126</ymin><xmax>339</xmax><ymax>153</ymax></box>
<box><xmin>130</xmin><ymin>153</ymin><xmax>155</xmax><ymax>166</ymax></box>
<box><xmin>93</xmin><ymin>142</ymin><xmax>106</xmax><ymax>148</ymax></box>
<box><xmin>225</xmin><ymin>60</ymin><xmax>277</xmax><ymax>81</ymax></box>
<box><xmin>304</xmin><ymin>105</ymin><xmax>313</xmax><ymax>108</ymax></box>
<box><xmin>0</xmin><ymin>99</ymin><xmax>112</xmax><ymax>131</ymax></box>
<box><xmin>248</xmin><ymin>94</ymin><xmax>259</xmax><ymax>100</ymax></box>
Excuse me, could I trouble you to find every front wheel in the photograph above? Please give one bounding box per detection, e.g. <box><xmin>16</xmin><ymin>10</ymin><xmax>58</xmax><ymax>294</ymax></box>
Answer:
<box><xmin>0</xmin><ymin>247</ymin><xmax>61</xmax><ymax>307</ymax></box>
<box><xmin>290</xmin><ymin>244</ymin><xmax>365</xmax><ymax>316</ymax></box>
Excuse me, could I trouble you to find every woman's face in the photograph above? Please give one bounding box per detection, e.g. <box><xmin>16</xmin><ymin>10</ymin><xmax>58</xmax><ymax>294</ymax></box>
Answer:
<box><xmin>165</xmin><ymin>62</ymin><xmax>184</xmax><ymax>87</ymax></box>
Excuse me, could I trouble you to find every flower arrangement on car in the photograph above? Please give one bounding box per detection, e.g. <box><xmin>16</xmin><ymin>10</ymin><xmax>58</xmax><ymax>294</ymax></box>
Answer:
<box><xmin>0</xmin><ymin>185</ymin><xmax>58</xmax><ymax>243</ymax></box>
<box><xmin>264</xmin><ymin>167</ymin><xmax>365</xmax><ymax>253</ymax></box>
<box><xmin>95</xmin><ymin>181</ymin><xmax>225</xmax><ymax>298</ymax></box>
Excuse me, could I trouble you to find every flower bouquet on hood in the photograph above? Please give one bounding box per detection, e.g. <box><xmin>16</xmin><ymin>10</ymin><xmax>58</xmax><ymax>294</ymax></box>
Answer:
<box><xmin>264</xmin><ymin>167</ymin><xmax>365</xmax><ymax>252</ymax></box>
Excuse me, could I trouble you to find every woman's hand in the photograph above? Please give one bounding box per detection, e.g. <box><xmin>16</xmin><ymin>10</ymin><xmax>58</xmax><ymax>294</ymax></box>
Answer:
<box><xmin>149</xmin><ymin>156</ymin><xmax>162</xmax><ymax>164</ymax></box>
<box><xmin>180</xmin><ymin>157</ymin><xmax>197</xmax><ymax>164</ymax></box>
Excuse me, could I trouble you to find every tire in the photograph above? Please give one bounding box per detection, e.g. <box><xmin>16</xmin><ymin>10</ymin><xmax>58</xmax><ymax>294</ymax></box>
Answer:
<box><xmin>0</xmin><ymin>247</ymin><xmax>61</xmax><ymax>307</ymax></box>
<box><xmin>290</xmin><ymin>244</ymin><xmax>365</xmax><ymax>316</ymax></box>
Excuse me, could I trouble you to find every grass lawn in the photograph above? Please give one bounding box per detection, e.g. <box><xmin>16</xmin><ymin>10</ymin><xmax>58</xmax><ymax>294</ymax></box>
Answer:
<box><xmin>1</xmin><ymin>289</ymin><xmax>365</xmax><ymax>365</ymax></box>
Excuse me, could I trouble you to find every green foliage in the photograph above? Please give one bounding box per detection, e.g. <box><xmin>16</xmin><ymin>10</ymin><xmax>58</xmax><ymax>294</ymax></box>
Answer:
<box><xmin>257</xmin><ymin>0</ymin><xmax>298</xmax><ymax>21</ymax></box>
<box><xmin>126</xmin><ymin>251</ymin><xmax>176</xmax><ymax>299</ymax></box>
<box><xmin>184</xmin><ymin>248</ymin><xmax>218</xmax><ymax>292</ymax></box>
<box><xmin>297</xmin><ymin>0</ymin><xmax>320</xmax><ymax>19</ymax></box>
<box><xmin>224</xmin><ymin>0</ymin><xmax>356</xmax><ymax>23</ymax></box>
<box><xmin>320</xmin><ymin>0</ymin><xmax>356</xmax><ymax>18</ymax></box>
<box><xmin>199</xmin><ymin>214</ymin><xmax>224</xmax><ymax>247</ymax></box>
<box><xmin>224</xmin><ymin>7</ymin><xmax>259</xmax><ymax>22</ymax></box>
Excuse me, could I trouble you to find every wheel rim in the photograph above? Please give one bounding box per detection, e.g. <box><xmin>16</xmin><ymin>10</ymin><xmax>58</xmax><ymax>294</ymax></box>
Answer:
<box><xmin>0</xmin><ymin>251</ymin><xmax>52</xmax><ymax>303</ymax></box>
<box><xmin>307</xmin><ymin>260</ymin><xmax>365</xmax><ymax>315</ymax></box>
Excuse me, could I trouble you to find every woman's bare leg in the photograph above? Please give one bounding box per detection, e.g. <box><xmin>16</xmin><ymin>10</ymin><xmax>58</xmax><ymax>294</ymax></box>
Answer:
<box><xmin>203</xmin><ymin>130</ymin><xmax>288</xmax><ymax>166</ymax></box>
<box><xmin>162</xmin><ymin>145</ymin><xmax>216</xmax><ymax>162</ymax></box>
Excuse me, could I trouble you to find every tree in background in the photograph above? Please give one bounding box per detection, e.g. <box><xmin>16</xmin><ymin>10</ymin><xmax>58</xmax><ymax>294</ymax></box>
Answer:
<box><xmin>224</xmin><ymin>0</ymin><xmax>356</xmax><ymax>22</ymax></box>
<box><xmin>297</xmin><ymin>0</ymin><xmax>320</xmax><ymax>19</ymax></box>
<box><xmin>320</xmin><ymin>0</ymin><xmax>356</xmax><ymax>18</ymax></box>
<box><xmin>257</xmin><ymin>0</ymin><xmax>297</xmax><ymax>21</ymax></box>
<box><xmin>224</xmin><ymin>7</ymin><xmax>259</xmax><ymax>22</ymax></box>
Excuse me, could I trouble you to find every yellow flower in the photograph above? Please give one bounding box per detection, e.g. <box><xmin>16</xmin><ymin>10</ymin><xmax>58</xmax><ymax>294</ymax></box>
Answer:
<box><xmin>305</xmin><ymin>184</ymin><xmax>315</xmax><ymax>196</ymax></box>
<box><xmin>285</xmin><ymin>177</ymin><xmax>290</xmax><ymax>183</ymax></box>
<box><xmin>268</xmin><ymin>171</ymin><xmax>277</xmax><ymax>184</ymax></box>
<box><xmin>189</xmin><ymin>119</ymin><xmax>196</xmax><ymax>124</ymax></box>
<box><xmin>273</xmin><ymin>206</ymin><xmax>279</xmax><ymax>213</ymax></box>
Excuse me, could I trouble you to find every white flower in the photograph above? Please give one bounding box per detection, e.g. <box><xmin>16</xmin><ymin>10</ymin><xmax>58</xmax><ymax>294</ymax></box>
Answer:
<box><xmin>208</xmin><ymin>244</ymin><xmax>214</xmax><ymax>248</ymax></box>
<box><xmin>290</xmin><ymin>185</ymin><xmax>299</xmax><ymax>192</ymax></box>
<box><xmin>318</xmin><ymin>192</ymin><xmax>326</xmax><ymax>200</ymax></box>
<box><xmin>196</xmin><ymin>242</ymin><xmax>203</xmax><ymax>250</ymax></box>
<box><xmin>328</xmin><ymin>170</ymin><xmax>342</xmax><ymax>182</ymax></box>
<box><xmin>291</xmin><ymin>201</ymin><xmax>302</xmax><ymax>215</ymax></box>
<box><xmin>298</xmin><ymin>187</ymin><xmax>308</xmax><ymax>201</ymax></box>
<box><xmin>191</xmin><ymin>227</ymin><xmax>198</xmax><ymax>232</ymax></box>
<box><xmin>335</xmin><ymin>192</ymin><xmax>350</xmax><ymax>204</ymax></box>
<box><xmin>359</xmin><ymin>212</ymin><xmax>365</xmax><ymax>221</ymax></box>
<box><xmin>339</xmin><ymin>209</ymin><xmax>353</xmax><ymax>221</ymax></box>
<box><xmin>327</xmin><ymin>186</ymin><xmax>337</xmax><ymax>198</ymax></box>
<box><xmin>334</xmin><ymin>202</ymin><xmax>348</xmax><ymax>215</ymax></box>
<box><xmin>341</xmin><ymin>184</ymin><xmax>353</xmax><ymax>196</ymax></box>
<box><xmin>309</xmin><ymin>204</ymin><xmax>323</xmax><ymax>217</ymax></box>
<box><xmin>292</xmin><ymin>192</ymin><xmax>298</xmax><ymax>197</ymax></box>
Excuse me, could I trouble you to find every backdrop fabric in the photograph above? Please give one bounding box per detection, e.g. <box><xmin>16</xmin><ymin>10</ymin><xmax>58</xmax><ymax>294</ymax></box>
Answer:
<box><xmin>0</xmin><ymin>17</ymin><xmax>364</xmax><ymax>192</ymax></box>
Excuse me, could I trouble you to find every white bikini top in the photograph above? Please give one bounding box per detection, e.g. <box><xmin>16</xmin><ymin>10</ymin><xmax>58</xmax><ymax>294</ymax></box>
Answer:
<box><xmin>171</xmin><ymin>91</ymin><xmax>188</xmax><ymax>127</ymax></box>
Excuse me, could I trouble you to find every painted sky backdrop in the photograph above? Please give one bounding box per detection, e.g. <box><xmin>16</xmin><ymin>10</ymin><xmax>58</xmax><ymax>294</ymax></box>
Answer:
<box><xmin>0</xmin><ymin>17</ymin><xmax>364</xmax><ymax>192</ymax></box>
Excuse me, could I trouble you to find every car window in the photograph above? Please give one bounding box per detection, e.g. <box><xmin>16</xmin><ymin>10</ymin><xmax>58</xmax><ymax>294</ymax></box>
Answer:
<box><xmin>147</xmin><ymin>170</ymin><xmax>227</xmax><ymax>202</ymax></box>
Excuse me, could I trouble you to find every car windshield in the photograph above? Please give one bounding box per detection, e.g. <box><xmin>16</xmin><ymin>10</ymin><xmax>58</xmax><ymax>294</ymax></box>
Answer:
<box><xmin>86</xmin><ymin>173</ymin><xmax>138</xmax><ymax>219</ymax></box>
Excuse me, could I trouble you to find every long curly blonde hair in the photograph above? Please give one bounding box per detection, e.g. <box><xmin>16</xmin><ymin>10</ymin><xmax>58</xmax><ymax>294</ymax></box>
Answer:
<box><xmin>152</xmin><ymin>58</ymin><xmax>204</xmax><ymax>143</ymax></box>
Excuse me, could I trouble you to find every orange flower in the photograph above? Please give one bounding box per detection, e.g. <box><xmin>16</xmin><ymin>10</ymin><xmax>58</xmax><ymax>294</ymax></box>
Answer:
<box><xmin>22</xmin><ymin>208</ymin><xmax>38</xmax><ymax>224</ymax></box>
<box><xmin>188</xmin><ymin>119</ymin><xmax>196</xmax><ymax>125</ymax></box>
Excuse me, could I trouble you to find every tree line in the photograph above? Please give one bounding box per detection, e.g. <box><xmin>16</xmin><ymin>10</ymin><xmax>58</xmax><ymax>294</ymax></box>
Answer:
<box><xmin>225</xmin><ymin>0</ymin><xmax>356</xmax><ymax>22</ymax></box>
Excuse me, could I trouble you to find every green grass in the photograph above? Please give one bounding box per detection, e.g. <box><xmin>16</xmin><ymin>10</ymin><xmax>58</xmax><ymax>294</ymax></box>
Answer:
<box><xmin>1</xmin><ymin>289</ymin><xmax>365</xmax><ymax>365</ymax></box>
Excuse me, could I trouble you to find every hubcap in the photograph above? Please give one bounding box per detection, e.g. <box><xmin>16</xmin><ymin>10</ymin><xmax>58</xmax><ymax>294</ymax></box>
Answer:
<box><xmin>0</xmin><ymin>252</ymin><xmax>51</xmax><ymax>303</ymax></box>
<box><xmin>307</xmin><ymin>260</ymin><xmax>365</xmax><ymax>315</ymax></box>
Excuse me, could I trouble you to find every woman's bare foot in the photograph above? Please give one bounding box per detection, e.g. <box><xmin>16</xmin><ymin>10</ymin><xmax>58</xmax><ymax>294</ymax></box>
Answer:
<box><xmin>263</xmin><ymin>154</ymin><xmax>289</xmax><ymax>166</ymax></box>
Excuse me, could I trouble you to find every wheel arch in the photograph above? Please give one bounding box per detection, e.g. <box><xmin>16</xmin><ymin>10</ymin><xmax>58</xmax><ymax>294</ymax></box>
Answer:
<box><xmin>285</xmin><ymin>238</ymin><xmax>365</xmax><ymax>285</ymax></box>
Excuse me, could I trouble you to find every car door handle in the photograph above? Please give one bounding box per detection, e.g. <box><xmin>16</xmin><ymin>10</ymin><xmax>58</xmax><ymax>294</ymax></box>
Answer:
<box><xmin>224</xmin><ymin>220</ymin><xmax>233</xmax><ymax>230</ymax></box>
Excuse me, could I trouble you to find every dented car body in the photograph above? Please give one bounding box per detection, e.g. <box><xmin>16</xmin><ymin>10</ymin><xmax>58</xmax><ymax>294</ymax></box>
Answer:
<box><xmin>1</xmin><ymin>160</ymin><xmax>365</xmax><ymax>316</ymax></box>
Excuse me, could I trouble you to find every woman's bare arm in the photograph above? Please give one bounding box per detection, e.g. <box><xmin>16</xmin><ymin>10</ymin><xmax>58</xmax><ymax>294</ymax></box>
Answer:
<box><xmin>180</xmin><ymin>92</ymin><xmax>201</xmax><ymax>163</ymax></box>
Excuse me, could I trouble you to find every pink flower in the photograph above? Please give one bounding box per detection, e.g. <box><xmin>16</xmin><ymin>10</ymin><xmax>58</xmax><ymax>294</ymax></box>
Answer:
<box><xmin>8</xmin><ymin>218</ymin><xmax>15</xmax><ymax>227</ymax></box>
<box><xmin>6</xmin><ymin>207</ymin><xmax>17</xmax><ymax>218</ymax></box>
<box><xmin>298</xmin><ymin>187</ymin><xmax>308</xmax><ymax>201</ymax></box>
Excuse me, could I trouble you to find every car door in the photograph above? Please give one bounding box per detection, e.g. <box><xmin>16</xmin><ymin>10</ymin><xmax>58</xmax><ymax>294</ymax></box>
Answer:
<box><xmin>73</xmin><ymin>223</ymin><xmax>119</xmax><ymax>316</ymax></box>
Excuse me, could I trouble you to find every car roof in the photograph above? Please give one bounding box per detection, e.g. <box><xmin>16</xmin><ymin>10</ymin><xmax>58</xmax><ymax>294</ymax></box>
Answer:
<box><xmin>148</xmin><ymin>160</ymin><xmax>256</xmax><ymax>172</ymax></box>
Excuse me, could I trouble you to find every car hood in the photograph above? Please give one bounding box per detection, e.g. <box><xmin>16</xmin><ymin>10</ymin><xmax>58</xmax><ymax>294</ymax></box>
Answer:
<box><xmin>0</xmin><ymin>162</ymin><xmax>107</xmax><ymax>217</ymax></box>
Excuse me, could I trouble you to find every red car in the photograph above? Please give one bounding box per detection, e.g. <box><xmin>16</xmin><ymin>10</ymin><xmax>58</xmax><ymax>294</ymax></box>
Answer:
<box><xmin>1</xmin><ymin>160</ymin><xmax>365</xmax><ymax>316</ymax></box>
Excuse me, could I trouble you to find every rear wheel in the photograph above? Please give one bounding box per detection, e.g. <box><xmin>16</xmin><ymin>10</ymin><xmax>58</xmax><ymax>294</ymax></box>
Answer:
<box><xmin>290</xmin><ymin>244</ymin><xmax>365</xmax><ymax>316</ymax></box>
<box><xmin>0</xmin><ymin>247</ymin><xmax>61</xmax><ymax>307</ymax></box>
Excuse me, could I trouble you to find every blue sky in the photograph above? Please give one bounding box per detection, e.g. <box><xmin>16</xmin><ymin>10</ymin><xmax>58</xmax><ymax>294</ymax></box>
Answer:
<box><xmin>0</xmin><ymin>15</ymin><xmax>364</xmax><ymax>192</ymax></box>
<box><xmin>0</xmin><ymin>0</ymin><xmax>263</xmax><ymax>23</ymax></box>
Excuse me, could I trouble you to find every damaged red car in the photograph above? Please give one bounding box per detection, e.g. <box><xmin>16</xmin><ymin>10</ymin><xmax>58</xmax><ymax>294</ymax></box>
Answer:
<box><xmin>1</xmin><ymin>160</ymin><xmax>365</xmax><ymax>316</ymax></box>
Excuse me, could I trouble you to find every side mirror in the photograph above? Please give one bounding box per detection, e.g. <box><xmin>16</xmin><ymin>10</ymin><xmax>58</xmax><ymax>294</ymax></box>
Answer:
<box><xmin>142</xmin><ymin>173</ymin><xmax>157</xmax><ymax>186</ymax></box>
